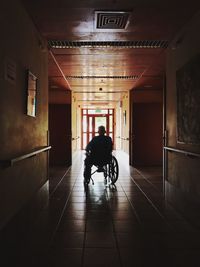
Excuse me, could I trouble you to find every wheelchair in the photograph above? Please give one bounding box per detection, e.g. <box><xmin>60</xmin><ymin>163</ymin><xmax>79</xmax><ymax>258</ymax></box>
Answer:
<box><xmin>83</xmin><ymin>153</ymin><xmax>119</xmax><ymax>186</ymax></box>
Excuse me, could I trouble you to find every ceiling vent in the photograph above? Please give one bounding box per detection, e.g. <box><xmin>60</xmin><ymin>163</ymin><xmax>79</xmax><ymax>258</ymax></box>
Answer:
<box><xmin>49</xmin><ymin>40</ymin><xmax>168</xmax><ymax>49</ymax></box>
<box><xmin>95</xmin><ymin>11</ymin><xmax>130</xmax><ymax>30</ymax></box>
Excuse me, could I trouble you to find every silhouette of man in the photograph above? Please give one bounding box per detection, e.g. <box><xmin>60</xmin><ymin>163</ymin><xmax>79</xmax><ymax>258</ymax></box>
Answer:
<box><xmin>84</xmin><ymin>125</ymin><xmax>113</xmax><ymax>178</ymax></box>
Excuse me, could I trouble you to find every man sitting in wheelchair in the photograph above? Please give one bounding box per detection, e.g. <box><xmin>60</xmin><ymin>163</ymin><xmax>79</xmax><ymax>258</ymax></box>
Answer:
<box><xmin>84</xmin><ymin>125</ymin><xmax>113</xmax><ymax>183</ymax></box>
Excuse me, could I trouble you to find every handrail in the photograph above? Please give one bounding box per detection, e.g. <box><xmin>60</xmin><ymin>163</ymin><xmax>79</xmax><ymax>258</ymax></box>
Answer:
<box><xmin>0</xmin><ymin>146</ymin><xmax>51</xmax><ymax>168</ymax></box>
<box><xmin>164</xmin><ymin>146</ymin><xmax>200</xmax><ymax>158</ymax></box>
<box><xmin>72</xmin><ymin>136</ymin><xmax>80</xmax><ymax>141</ymax></box>
<box><xmin>120</xmin><ymin>137</ymin><xmax>129</xmax><ymax>140</ymax></box>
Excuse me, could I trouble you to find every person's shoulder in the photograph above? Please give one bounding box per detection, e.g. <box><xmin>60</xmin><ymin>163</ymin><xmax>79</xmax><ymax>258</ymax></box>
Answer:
<box><xmin>105</xmin><ymin>135</ymin><xmax>112</xmax><ymax>141</ymax></box>
<box><xmin>91</xmin><ymin>136</ymin><xmax>99</xmax><ymax>142</ymax></box>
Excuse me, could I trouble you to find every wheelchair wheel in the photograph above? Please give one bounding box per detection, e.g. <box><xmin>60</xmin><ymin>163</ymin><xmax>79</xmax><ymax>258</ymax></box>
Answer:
<box><xmin>109</xmin><ymin>156</ymin><xmax>119</xmax><ymax>184</ymax></box>
<box><xmin>83</xmin><ymin>166</ymin><xmax>91</xmax><ymax>185</ymax></box>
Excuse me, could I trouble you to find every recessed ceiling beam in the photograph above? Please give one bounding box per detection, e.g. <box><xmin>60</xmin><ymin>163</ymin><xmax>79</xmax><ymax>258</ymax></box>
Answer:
<box><xmin>49</xmin><ymin>51</ymin><xmax>71</xmax><ymax>90</ymax></box>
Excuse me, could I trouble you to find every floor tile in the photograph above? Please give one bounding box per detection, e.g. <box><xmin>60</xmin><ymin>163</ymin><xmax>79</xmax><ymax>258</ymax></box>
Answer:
<box><xmin>83</xmin><ymin>248</ymin><xmax>120</xmax><ymax>267</ymax></box>
<box><xmin>114</xmin><ymin>220</ymin><xmax>141</xmax><ymax>233</ymax></box>
<box><xmin>85</xmin><ymin>231</ymin><xmax>116</xmax><ymax>248</ymax></box>
<box><xmin>116</xmin><ymin>232</ymin><xmax>153</xmax><ymax>249</ymax></box>
<box><xmin>47</xmin><ymin>248</ymin><xmax>82</xmax><ymax>267</ymax></box>
<box><xmin>111</xmin><ymin>210</ymin><xmax>138</xmax><ymax>220</ymax></box>
<box><xmin>86</xmin><ymin>220</ymin><xmax>114</xmax><ymax>232</ymax></box>
<box><xmin>119</xmin><ymin>248</ymin><xmax>158</xmax><ymax>267</ymax></box>
<box><xmin>87</xmin><ymin>210</ymin><xmax>111</xmax><ymax>220</ymax></box>
<box><xmin>62</xmin><ymin>210</ymin><xmax>86</xmax><ymax>220</ymax></box>
<box><xmin>51</xmin><ymin>232</ymin><xmax>84</xmax><ymax>248</ymax></box>
<box><xmin>58</xmin><ymin>219</ymin><xmax>86</xmax><ymax>232</ymax></box>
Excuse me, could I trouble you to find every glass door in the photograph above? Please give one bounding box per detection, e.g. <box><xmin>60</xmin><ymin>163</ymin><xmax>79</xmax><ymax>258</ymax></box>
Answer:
<box><xmin>94</xmin><ymin>116</ymin><xmax>107</xmax><ymax>136</ymax></box>
<box><xmin>81</xmin><ymin>109</ymin><xmax>114</xmax><ymax>149</ymax></box>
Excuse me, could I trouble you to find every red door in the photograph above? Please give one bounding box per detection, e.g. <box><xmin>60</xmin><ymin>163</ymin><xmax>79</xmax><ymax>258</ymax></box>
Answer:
<box><xmin>81</xmin><ymin>109</ymin><xmax>114</xmax><ymax>149</ymax></box>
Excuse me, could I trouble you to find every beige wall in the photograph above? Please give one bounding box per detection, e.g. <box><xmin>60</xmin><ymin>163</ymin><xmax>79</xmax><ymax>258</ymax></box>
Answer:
<box><xmin>166</xmin><ymin>11</ymin><xmax>200</xmax><ymax>222</ymax></box>
<box><xmin>115</xmin><ymin>102</ymin><xmax>121</xmax><ymax>150</ymax></box>
<box><xmin>72</xmin><ymin>94</ymin><xmax>81</xmax><ymax>151</ymax></box>
<box><xmin>121</xmin><ymin>92</ymin><xmax>130</xmax><ymax>154</ymax></box>
<box><xmin>0</xmin><ymin>0</ymin><xmax>48</xmax><ymax>229</ymax></box>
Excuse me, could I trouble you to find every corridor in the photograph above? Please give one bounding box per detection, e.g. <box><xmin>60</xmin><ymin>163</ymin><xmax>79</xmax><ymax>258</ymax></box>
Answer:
<box><xmin>2</xmin><ymin>151</ymin><xmax>200</xmax><ymax>267</ymax></box>
<box><xmin>1</xmin><ymin>2</ymin><xmax>200</xmax><ymax>266</ymax></box>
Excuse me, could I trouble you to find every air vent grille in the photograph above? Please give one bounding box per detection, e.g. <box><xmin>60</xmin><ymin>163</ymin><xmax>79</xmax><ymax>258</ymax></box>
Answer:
<box><xmin>65</xmin><ymin>75</ymin><xmax>139</xmax><ymax>80</ymax></box>
<box><xmin>49</xmin><ymin>40</ymin><xmax>168</xmax><ymax>49</ymax></box>
<box><xmin>96</xmin><ymin>11</ymin><xmax>129</xmax><ymax>30</ymax></box>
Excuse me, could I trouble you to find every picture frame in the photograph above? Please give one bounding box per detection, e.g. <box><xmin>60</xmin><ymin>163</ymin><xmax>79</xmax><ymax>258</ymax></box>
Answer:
<box><xmin>176</xmin><ymin>55</ymin><xmax>200</xmax><ymax>144</ymax></box>
<box><xmin>27</xmin><ymin>70</ymin><xmax>37</xmax><ymax>117</ymax></box>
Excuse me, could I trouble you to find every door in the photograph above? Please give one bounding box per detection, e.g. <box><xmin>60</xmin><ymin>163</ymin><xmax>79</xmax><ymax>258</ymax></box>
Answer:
<box><xmin>87</xmin><ymin>115</ymin><xmax>107</xmax><ymax>141</ymax></box>
<box><xmin>49</xmin><ymin>104</ymin><xmax>72</xmax><ymax>166</ymax></box>
<box><xmin>81</xmin><ymin>109</ymin><xmax>114</xmax><ymax>149</ymax></box>
<box><xmin>132</xmin><ymin>103</ymin><xmax>163</xmax><ymax>165</ymax></box>
<box><xmin>94</xmin><ymin>116</ymin><xmax>107</xmax><ymax>136</ymax></box>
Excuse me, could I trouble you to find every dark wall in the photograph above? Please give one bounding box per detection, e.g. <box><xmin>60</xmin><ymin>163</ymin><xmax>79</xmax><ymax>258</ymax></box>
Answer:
<box><xmin>0</xmin><ymin>1</ymin><xmax>48</xmax><ymax>229</ymax></box>
<box><xmin>132</xmin><ymin>103</ymin><xmax>163</xmax><ymax>166</ymax></box>
<box><xmin>49</xmin><ymin>104</ymin><xmax>72</xmax><ymax>166</ymax></box>
<box><xmin>166</xmin><ymin>11</ymin><xmax>200</xmax><ymax>224</ymax></box>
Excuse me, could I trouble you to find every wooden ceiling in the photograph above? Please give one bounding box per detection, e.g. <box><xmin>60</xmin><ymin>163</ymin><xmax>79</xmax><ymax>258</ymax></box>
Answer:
<box><xmin>22</xmin><ymin>0</ymin><xmax>200</xmax><ymax>106</ymax></box>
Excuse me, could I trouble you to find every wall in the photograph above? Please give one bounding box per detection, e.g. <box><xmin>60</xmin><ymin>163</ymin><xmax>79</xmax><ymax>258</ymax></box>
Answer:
<box><xmin>0</xmin><ymin>1</ymin><xmax>48</xmax><ymax>229</ymax></box>
<box><xmin>115</xmin><ymin>102</ymin><xmax>121</xmax><ymax>150</ymax></box>
<box><xmin>72</xmin><ymin>94</ymin><xmax>81</xmax><ymax>152</ymax></box>
<box><xmin>121</xmin><ymin>92</ymin><xmax>130</xmax><ymax>154</ymax></box>
<box><xmin>166</xmin><ymin>11</ymin><xmax>200</xmax><ymax>224</ymax></box>
<box><xmin>49</xmin><ymin>89</ymin><xmax>71</xmax><ymax>104</ymax></box>
<box><xmin>130</xmin><ymin>89</ymin><xmax>163</xmax><ymax>166</ymax></box>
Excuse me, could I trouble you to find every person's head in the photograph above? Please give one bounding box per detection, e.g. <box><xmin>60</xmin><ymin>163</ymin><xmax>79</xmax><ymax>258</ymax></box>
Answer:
<box><xmin>98</xmin><ymin>125</ymin><xmax>106</xmax><ymax>135</ymax></box>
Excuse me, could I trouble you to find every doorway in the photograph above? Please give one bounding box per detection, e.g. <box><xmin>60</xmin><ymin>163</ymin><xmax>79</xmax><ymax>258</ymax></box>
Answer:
<box><xmin>81</xmin><ymin>109</ymin><xmax>114</xmax><ymax>149</ymax></box>
<box><xmin>49</xmin><ymin>103</ymin><xmax>72</xmax><ymax>166</ymax></box>
<box><xmin>129</xmin><ymin>89</ymin><xmax>163</xmax><ymax>166</ymax></box>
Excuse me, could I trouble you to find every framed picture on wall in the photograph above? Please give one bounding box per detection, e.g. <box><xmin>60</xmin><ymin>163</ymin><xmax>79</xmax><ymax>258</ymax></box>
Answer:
<box><xmin>26</xmin><ymin>70</ymin><xmax>37</xmax><ymax>117</ymax></box>
<box><xmin>176</xmin><ymin>55</ymin><xmax>200</xmax><ymax>144</ymax></box>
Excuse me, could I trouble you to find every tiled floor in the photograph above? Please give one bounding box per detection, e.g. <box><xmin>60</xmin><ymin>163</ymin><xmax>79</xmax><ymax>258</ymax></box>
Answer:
<box><xmin>1</xmin><ymin>150</ymin><xmax>200</xmax><ymax>267</ymax></box>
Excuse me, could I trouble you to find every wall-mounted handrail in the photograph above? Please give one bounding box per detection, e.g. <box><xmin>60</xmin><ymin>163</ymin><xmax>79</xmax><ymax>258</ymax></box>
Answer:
<box><xmin>72</xmin><ymin>136</ymin><xmax>80</xmax><ymax>141</ymax></box>
<box><xmin>0</xmin><ymin>146</ymin><xmax>51</xmax><ymax>168</ymax></box>
<box><xmin>164</xmin><ymin>146</ymin><xmax>200</xmax><ymax>158</ymax></box>
<box><xmin>120</xmin><ymin>137</ymin><xmax>129</xmax><ymax>140</ymax></box>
